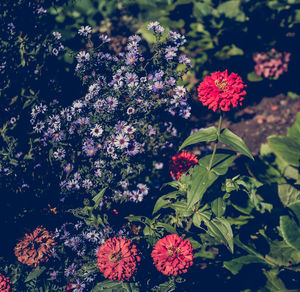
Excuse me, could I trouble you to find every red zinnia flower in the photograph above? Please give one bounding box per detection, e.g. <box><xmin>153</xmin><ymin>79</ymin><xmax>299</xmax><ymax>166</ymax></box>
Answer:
<box><xmin>169</xmin><ymin>151</ymin><xmax>198</xmax><ymax>180</ymax></box>
<box><xmin>0</xmin><ymin>273</ymin><xmax>12</xmax><ymax>292</ymax></box>
<box><xmin>197</xmin><ymin>70</ymin><xmax>246</xmax><ymax>112</ymax></box>
<box><xmin>14</xmin><ymin>226</ymin><xmax>56</xmax><ymax>267</ymax></box>
<box><xmin>97</xmin><ymin>237</ymin><xmax>141</xmax><ymax>282</ymax></box>
<box><xmin>151</xmin><ymin>234</ymin><xmax>194</xmax><ymax>276</ymax></box>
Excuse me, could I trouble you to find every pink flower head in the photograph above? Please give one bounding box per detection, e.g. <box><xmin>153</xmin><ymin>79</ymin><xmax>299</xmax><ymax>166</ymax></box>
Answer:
<box><xmin>197</xmin><ymin>70</ymin><xmax>246</xmax><ymax>112</ymax></box>
<box><xmin>151</xmin><ymin>234</ymin><xmax>194</xmax><ymax>276</ymax></box>
<box><xmin>97</xmin><ymin>237</ymin><xmax>141</xmax><ymax>281</ymax></box>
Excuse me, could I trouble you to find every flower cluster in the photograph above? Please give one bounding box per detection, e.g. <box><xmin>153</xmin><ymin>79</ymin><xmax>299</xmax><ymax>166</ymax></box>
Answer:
<box><xmin>97</xmin><ymin>237</ymin><xmax>141</xmax><ymax>281</ymax></box>
<box><xmin>151</xmin><ymin>234</ymin><xmax>194</xmax><ymax>276</ymax></box>
<box><xmin>254</xmin><ymin>49</ymin><xmax>291</xmax><ymax>79</ymax></box>
<box><xmin>197</xmin><ymin>70</ymin><xmax>246</xmax><ymax>112</ymax></box>
<box><xmin>169</xmin><ymin>151</ymin><xmax>198</xmax><ymax>180</ymax></box>
<box><xmin>47</xmin><ymin>221</ymin><xmax>128</xmax><ymax>290</ymax></box>
<box><xmin>14</xmin><ymin>226</ymin><xmax>56</xmax><ymax>267</ymax></box>
<box><xmin>0</xmin><ymin>273</ymin><xmax>12</xmax><ymax>292</ymax></box>
<box><xmin>32</xmin><ymin>23</ymin><xmax>190</xmax><ymax>203</ymax></box>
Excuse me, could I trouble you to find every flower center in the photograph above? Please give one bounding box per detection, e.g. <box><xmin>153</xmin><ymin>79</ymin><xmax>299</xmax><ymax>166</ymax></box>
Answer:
<box><xmin>215</xmin><ymin>78</ymin><xmax>228</xmax><ymax>90</ymax></box>
<box><xmin>167</xmin><ymin>245</ymin><xmax>181</xmax><ymax>257</ymax></box>
<box><xmin>109</xmin><ymin>250</ymin><xmax>123</xmax><ymax>263</ymax></box>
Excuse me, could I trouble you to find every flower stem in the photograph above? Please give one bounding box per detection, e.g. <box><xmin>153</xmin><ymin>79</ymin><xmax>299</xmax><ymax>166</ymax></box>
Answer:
<box><xmin>207</xmin><ymin>114</ymin><xmax>223</xmax><ymax>171</ymax></box>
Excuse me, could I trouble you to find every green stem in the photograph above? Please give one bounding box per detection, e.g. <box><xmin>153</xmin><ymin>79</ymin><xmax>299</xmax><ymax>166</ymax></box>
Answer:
<box><xmin>207</xmin><ymin>114</ymin><xmax>223</xmax><ymax>171</ymax></box>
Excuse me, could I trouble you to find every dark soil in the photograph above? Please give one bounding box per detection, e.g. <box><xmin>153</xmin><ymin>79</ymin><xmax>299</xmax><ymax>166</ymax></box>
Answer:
<box><xmin>190</xmin><ymin>93</ymin><xmax>300</xmax><ymax>156</ymax></box>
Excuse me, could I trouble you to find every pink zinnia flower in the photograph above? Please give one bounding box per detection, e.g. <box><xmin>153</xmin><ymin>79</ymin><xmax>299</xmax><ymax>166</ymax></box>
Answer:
<box><xmin>97</xmin><ymin>237</ymin><xmax>141</xmax><ymax>281</ymax></box>
<box><xmin>169</xmin><ymin>151</ymin><xmax>198</xmax><ymax>180</ymax></box>
<box><xmin>0</xmin><ymin>273</ymin><xmax>12</xmax><ymax>292</ymax></box>
<box><xmin>151</xmin><ymin>234</ymin><xmax>194</xmax><ymax>276</ymax></box>
<box><xmin>197</xmin><ymin>70</ymin><xmax>246</xmax><ymax>112</ymax></box>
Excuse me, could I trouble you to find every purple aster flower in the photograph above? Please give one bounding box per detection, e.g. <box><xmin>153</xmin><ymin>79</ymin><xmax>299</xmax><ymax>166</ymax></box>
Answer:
<box><xmin>167</xmin><ymin>77</ymin><xmax>176</xmax><ymax>86</ymax></box>
<box><xmin>179</xmin><ymin>54</ymin><xmax>191</xmax><ymax>65</ymax></box>
<box><xmin>153</xmin><ymin>70</ymin><xmax>164</xmax><ymax>81</ymax></box>
<box><xmin>153</xmin><ymin>81</ymin><xmax>164</xmax><ymax>92</ymax></box>
<box><xmin>49</xmin><ymin>270</ymin><xmax>59</xmax><ymax>280</ymax></box>
<box><xmin>64</xmin><ymin>163</ymin><xmax>74</xmax><ymax>174</ymax></box>
<box><xmin>71</xmin><ymin>279</ymin><xmax>86</xmax><ymax>292</ymax></box>
<box><xmin>128</xmin><ymin>35</ymin><xmax>141</xmax><ymax>43</ymax></box>
<box><xmin>84</xmin><ymin>146</ymin><xmax>97</xmax><ymax>157</ymax></box>
<box><xmin>126</xmin><ymin>141</ymin><xmax>140</xmax><ymax>156</ymax></box>
<box><xmin>78</xmin><ymin>25</ymin><xmax>92</xmax><ymax>36</ymax></box>
<box><xmin>125</xmin><ymin>72</ymin><xmax>138</xmax><ymax>84</ymax></box>
<box><xmin>148</xmin><ymin>125</ymin><xmax>156</xmax><ymax>136</ymax></box>
<box><xmin>115</xmin><ymin>121</ymin><xmax>127</xmax><ymax>132</ymax></box>
<box><xmin>165</xmin><ymin>46</ymin><xmax>178</xmax><ymax>60</ymax></box>
<box><xmin>126</xmin><ymin>52</ymin><xmax>137</xmax><ymax>65</ymax></box>
<box><xmin>52</xmin><ymin>131</ymin><xmax>64</xmax><ymax>142</ymax></box>
<box><xmin>64</xmin><ymin>263</ymin><xmax>77</xmax><ymax>277</ymax></box>
<box><xmin>106</xmin><ymin>96</ymin><xmax>118</xmax><ymax>109</ymax></box>
<box><xmin>82</xmin><ymin>179</ymin><xmax>92</xmax><ymax>189</ymax></box>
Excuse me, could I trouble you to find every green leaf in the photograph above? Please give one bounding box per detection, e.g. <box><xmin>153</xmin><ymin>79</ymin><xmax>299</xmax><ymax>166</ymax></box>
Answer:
<box><xmin>179</xmin><ymin>126</ymin><xmax>217</xmax><ymax>151</ymax></box>
<box><xmin>152</xmin><ymin>191</ymin><xmax>179</xmax><ymax>215</ymax></box>
<box><xmin>156</xmin><ymin>222</ymin><xmax>177</xmax><ymax>234</ymax></box>
<box><xmin>287</xmin><ymin>112</ymin><xmax>300</xmax><ymax>141</ymax></box>
<box><xmin>25</xmin><ymin>266</ymin><xmax>46</xmax><ymax>283</ymax></box>
<box><xmin>211</xmin><ymin>197</ymin><xmax>226</xmax><ymax>217</ymax></box>
<box><xmin>92</xmin><ymin>188</ymin><xmax>107</xmax><ymax>209</ymax></box>
<box><xmin>219</xmin><ymin>128</ymin><xmax>254</xmax><ymax>160</ymax></box>
<box><xmin>278</xmin><ymin>184</ymin><xmax>300</xmax><ymax>207</ymax></box>
<box><xmin>280</xmin><ymin>201</ymin><xmax>300</xmax><ymax>251</ymax></box>
<box><xmin>287</xmin><ymin>91</ymin><xmax>299</xmax><ymax>100</ymax></box>
<box><xmin>193</xmin><ymin>2</ymin><xmax>213</xmax><ymax>18</ymax></box>
<box><xmin>267</xmin><ymin>239</ymin><xmax>300</xmax><ymax>267</ymax></box>
<box><xmin>187</xmin><ymin>165</ymin><xmax>218</xmax><ymax>209</ymax></box>
<box><xmin>187</xmin><ymin>152</ymin><xmax>235</xmax><ymax>209</ymax></box>
<box><xmin>91</xmin><ymin>280</ymin><xmax>123</xmax><ymax>291</ymax></box>
<box><xmin>194</xmin><ymin>212</ymin><xmax>234</xmax><ymax>253</ymax></box>
<box><xmin>247</xmin><ymin>71</ymin><xmax>263</xmax><ymax>82</ymax></box>
<box><xmin>125</xmin><ymin>216</ymin><xmax>151</xmax><ymax>225</ymax></box>
<box><xmin>224</xmin><ymin>255</ymin><xmax>265</xmax><ymax>275</ymax></box>
<box><xmin>268</xmin><ymin>135</ymin><xmax>300</xmax><ymax>167</ymax></box>
<box><xmin>199</xmin><ymin>152</ymin><xmax>236</xmax><ymax>176</ymax></box>
<box><xmin>217</xmin><ymin>0</ymin><xmax>246</xmax><ymax>21</ymax></box>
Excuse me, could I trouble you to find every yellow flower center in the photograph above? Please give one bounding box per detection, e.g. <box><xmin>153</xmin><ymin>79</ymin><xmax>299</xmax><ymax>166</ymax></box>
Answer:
<box><xmin>215</xmin><ymin>78</ymin><xmax>228</xmax><ymax>90</ymax></box>
<box><xmin>109</xmin><ymin>250</ymin><xmax>123</xmax><ymax>263</ymax></box>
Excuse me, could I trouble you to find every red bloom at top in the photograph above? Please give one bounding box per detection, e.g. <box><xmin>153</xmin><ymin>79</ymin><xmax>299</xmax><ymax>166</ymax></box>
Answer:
<box><xmin>151</xmin><ymin>234</ymin><xmax>194</xmax><ymax>276</ymax></box>
<box><xmin>0</xmin><ymin>273</ymin><xmax>12</xmax><ymax>292</ymax></box>
<box><xmin>97</xmin><ymin>237</ymin><xmax>141</xmax><ymax>282</ymax></box>
<box><xmin>197</xmin><ymin>70</ymin><xmax>246</xmax><ymax>112</ymax></box>
<box><xmin>169</xmin><ymin>151</ymin><xmax>198</xmax><ymax>180</ymax></box>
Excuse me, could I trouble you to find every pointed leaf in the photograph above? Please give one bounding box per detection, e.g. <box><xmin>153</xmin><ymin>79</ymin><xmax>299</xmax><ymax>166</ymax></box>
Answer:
<box><xmin>224</xmin><ymin>255</ymin><xmax>266</xmax><ymax>275</ymax></box>
<box><xmin>199</xmin><ymin>212</ymin><xmax>234</xmax><ymax>253</ymax></box>
<box><xmin>278</xmin><ymin>184</ymin><xmax>300</xmax><ymax>207</ymax></box>
<box><xmin>25</xmin><ymin>266</ymin><xmax>46</xmax><ymax>283</ymax></box>
<box><xmin>92</xmin><ymin>188</ymin><xmax>107</xmax><ymax>209</ymax></box>
<box><xmin>152</xmin><ymin>191</ymin><xmax>179</xmax><ymax>215</ymax></box>
<box><xmin>187</xmin><ymin>165</ymin><xmax>218</xmax><ymax>209</ymax></box>
<box><xmin>280</xmin><ymin>201</ymin><xmax>300</xmax><ymax>251</ymax></box>
<box><xmin>179</xmin><ymin>126</ymin><xmax>217</xmax><ymax>151</ymax></box>
<box><xmin>211</xmin><ymin>197</ymin><xmax>226</xmax><ymax>217</ymax></box>
<box><xmin>219</xmin><ymin>128</ymin><xmax>254</xmax><ymax>160</ymax></box>
<box><xmin>268</xmin><ymin>135</ymin><xmax>300</xmax><ymax>167</ymax></box>
<box><xmin>91</xmin><ymin>280</ymin><xmax>123</xmax><ymax>291</ymax></box>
